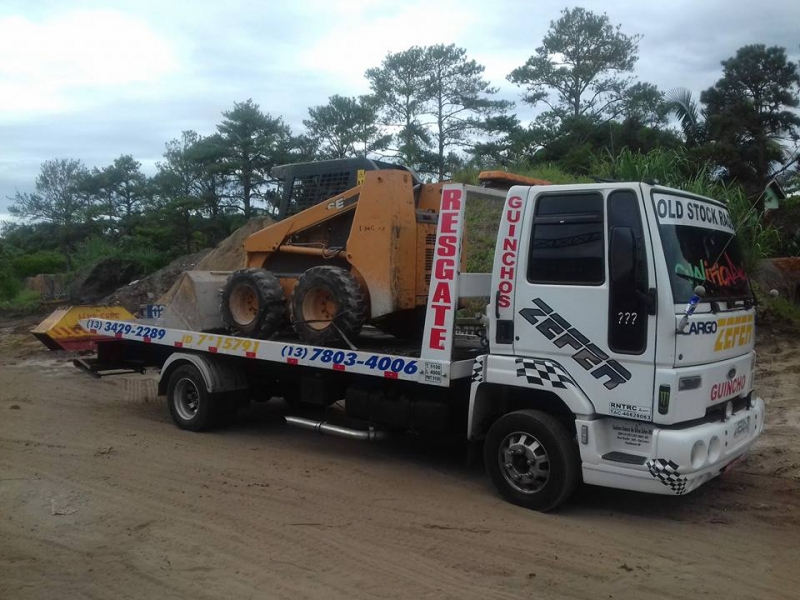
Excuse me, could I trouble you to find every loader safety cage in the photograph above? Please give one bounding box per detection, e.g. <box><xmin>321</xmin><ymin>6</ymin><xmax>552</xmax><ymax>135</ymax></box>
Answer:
<box><xmin>79</xmin><ymin>183</ymin><xmax>508</xmax><ymax>388</ymax></box>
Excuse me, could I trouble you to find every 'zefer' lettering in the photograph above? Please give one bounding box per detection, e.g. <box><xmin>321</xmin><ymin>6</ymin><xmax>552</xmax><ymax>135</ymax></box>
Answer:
<box><xmin>519</xmin><ymin>298</ymin><xmax>632</xmax><ymax>390</ymax></box>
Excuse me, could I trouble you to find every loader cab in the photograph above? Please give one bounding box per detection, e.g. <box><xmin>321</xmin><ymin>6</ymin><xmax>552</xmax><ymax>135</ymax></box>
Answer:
<box><xmin>488</xmin><ymin>183</ymin><xmax>754</xmax><ymax>427</ymax></box>
<box><xmin>272</xmin><ymin>158</ymin><xmax>422</xmax><ymax>219</ymax></box>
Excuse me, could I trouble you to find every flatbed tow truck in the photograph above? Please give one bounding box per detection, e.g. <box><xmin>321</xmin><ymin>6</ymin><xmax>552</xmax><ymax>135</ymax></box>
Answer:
<box><xmin>63</xmin><ymin>180</ymin><xmax>764</xmax><ymax>511</ymax></box>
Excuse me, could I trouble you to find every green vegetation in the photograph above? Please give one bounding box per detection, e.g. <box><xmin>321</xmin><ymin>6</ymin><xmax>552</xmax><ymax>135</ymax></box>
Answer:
<box><xmin>0</xmin><ymin>264</ymin><xmax>21</xmax><ymax>302</ymax></box>
<box><xmin>753</xmin><ymin>285</ymin><xmax>800</xmax><ymax>329</ymax></box>
<box><xmin>0</xmin><ymin>289</ymin><xmax>41</xmax><ymax>312</ymax></box>
<box><xmin>71</xmin><ymin>236</ymin><xmax>170</xmax><ymax>274</ymax></box>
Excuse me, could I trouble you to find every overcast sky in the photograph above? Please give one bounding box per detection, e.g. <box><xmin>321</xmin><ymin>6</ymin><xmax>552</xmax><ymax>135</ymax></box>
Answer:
<box><xmin>1</xmin><ymin>0</ymin><xmax>798</xmax><ymax>220</ymax></box>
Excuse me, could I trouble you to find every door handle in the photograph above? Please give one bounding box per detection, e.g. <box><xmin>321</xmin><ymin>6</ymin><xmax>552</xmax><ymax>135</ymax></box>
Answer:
<box><xmin>635</xmin><ymin>288</ymin><xmax>657</xmax><ymax>315</ymax></box>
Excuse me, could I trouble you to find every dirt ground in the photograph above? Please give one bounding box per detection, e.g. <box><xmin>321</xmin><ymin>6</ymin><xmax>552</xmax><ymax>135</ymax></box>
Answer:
<box><xmin>1</xmin><ymin>316</ymin><xmax>798</xmax><ymax>600</ymax></box>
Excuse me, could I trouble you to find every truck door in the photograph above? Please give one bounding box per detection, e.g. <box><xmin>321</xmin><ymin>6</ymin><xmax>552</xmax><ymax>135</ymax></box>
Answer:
<box><xmin>513</xmin><ymin>188</ymin><xmax>657</xmax><ymax>421</ymax></box>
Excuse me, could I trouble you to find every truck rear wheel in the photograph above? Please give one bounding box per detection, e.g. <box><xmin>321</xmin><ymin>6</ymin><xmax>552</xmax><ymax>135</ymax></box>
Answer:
<box><xmin>484</xmin><ymin>409</ymin><xmax>579</xmax><ymax>512</ymax></box>
<box><xmin>221</xmin><ymin>268</ymin><xmax>286</xmax><ymax>339</ymax></box>
<box><xmin>292</xmin><ymin>266</ymin><xmax>367</xmax><ymax>345</ymax></box>
<box><xmin>167</xmin><ymin>364</ymin><xmax>218</xmax><ymax>431</ymax></box>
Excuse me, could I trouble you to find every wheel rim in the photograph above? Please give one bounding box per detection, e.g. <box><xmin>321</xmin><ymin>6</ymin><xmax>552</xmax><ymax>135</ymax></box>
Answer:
<box><xmin>301</xmin><ymin>285</ymin><xmax>337</xmax><ymax>330</ymax></box>
<box><xmin>498</xmin><ymin>431</ymin><xmax>551</xmax><ymax>494</ymax></box>
<box><xmin>229</xmin><ymin>284</ymin><xmax>259</xmax><ymax>326</ymax></box>
<box><xmin>174</xmin><ymin>378</ymin><xmax>200</xmax><ymax>421</ymax></box>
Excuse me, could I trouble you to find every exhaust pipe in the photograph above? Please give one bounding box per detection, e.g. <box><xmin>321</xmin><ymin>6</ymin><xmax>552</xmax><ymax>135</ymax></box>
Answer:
<box><xmin>285</xmin><ymin>416</ymin><xmax>387</xmax><ymax>441</ymax></box>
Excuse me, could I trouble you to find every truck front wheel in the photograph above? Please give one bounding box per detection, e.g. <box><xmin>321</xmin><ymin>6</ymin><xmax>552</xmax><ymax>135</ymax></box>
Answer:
<box><xmin>484</xmin><ymin>409</ymin><xmax>580</xmax><ymax>511</ymax></box>
<box><xmin>167</xmin><ymin>364</ymin><xmax>218</xmax><ymax>431</ymax></box>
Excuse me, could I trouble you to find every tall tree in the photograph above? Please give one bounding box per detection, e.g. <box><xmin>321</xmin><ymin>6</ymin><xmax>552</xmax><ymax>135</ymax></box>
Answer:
<box><xmin>366</xmin><ymin>47</ymin><xmax>433</xmax><ymax>168</ymax></box>
<box><xmin>508</xmin><ymin>7</ymin><xmax>640</xmax><ymax>122</ymax></box>
<box><xmin>151</xmin><ymin>131</ymin><xmax>235</xmax><ymax>250</ymax></box>
<box><xmin>622</xmin><ymin>82</ymin><xmax>668</xmax><ymax>129</ymax></box>
<box><xmin>701</xmin><ymin>44</ymin><xmax>800</xmax><ymax>196</ymax></box>
<box><xmin>424</xmin><ymin>44</ymin><xmax>512</xmax><ymax>180</ymax></box>
<box><xmin>303</xmin><ymin>95</ymin><xmax>391</xmax><ymax>159</ymax></box>
<box><xmin>8</xmin><ymin>158</ymin><xmax>90</xmax><ymax>266</ymax></box>
<box><xmin>84</xmin><ymin>155</ymin><xmax>149</xmax><ymax>236</ymax></box>
<box><xmin>217</xmin><ymin>99</ymin><xmax>292</xmax><ymax>218</ymax></box>
<box><xmin>469</xmin><ymin>114</ymin><xmax>541</xmax><ymax>168</ymax></box>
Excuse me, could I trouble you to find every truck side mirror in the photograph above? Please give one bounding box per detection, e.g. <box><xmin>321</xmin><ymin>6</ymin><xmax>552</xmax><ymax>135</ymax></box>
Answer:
<box><xmin>610</xmin><ymin>227</ymin><xmax>636</xmax><ymax>285</ymax></box>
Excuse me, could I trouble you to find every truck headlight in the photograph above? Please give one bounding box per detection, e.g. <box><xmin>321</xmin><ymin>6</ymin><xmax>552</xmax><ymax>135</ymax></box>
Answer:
<box><xmin>679</xmin><ymin>376</ymin><xmax>702</xmax><ymax>391</ymax></box>
<box><xmin>724</xmin><ymin>401</ymin><xmax>733</xmax><ymax>421</ymax></box>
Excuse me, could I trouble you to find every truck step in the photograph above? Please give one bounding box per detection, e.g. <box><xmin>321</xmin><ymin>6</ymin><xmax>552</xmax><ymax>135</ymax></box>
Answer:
<box><xmin>601</xmin><ymin>452</ymin><xmax>647</xmax><ymax>465</ymax></box>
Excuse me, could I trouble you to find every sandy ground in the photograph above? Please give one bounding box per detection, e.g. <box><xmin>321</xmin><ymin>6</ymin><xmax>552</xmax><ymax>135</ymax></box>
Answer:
<box><xmin>1</xmin><ymin>317</ymin><xmax>799</xmax><ymax>600</ymax></box>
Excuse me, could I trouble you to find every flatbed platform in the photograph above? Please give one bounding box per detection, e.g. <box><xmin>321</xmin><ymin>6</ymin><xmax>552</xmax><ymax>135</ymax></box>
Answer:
<box><xmin>79</xmin><ymin>318</ymin><xmax>481</xmax><ymax>387</ymax></box>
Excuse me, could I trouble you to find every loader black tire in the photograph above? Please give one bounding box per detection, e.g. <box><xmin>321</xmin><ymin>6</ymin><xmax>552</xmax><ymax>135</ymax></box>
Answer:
<box><xmin>484</xmin><ymin>409</ymin><xmax>580</xmax><ymax>512</ymax></box>
<box><xmin>292</xmin><ymin>266</ymin><xmax>368</xmax><ymax>345</ymax></box>
<box><xmin>221</xmin><ymin>268</ymin><xmax>286</xmax><ymax>339</ymax></box>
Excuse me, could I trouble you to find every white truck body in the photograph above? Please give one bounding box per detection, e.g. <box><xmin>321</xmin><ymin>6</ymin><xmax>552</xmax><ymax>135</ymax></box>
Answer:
<box><xmin>79</xmin><ymin>181</ymin><xmax>765</xmax><ymax>510</ymax></box>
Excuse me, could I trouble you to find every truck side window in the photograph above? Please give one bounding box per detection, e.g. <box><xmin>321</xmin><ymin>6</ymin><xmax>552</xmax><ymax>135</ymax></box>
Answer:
<box><xmin>607</xmin><ymin>190</ymin><xmax>648</xmax><ymax>354</ymax></box>
<box><xmin>528</xmin><ymin>193</ymin><xmax>604</xmax><ymax>285</ymax></box>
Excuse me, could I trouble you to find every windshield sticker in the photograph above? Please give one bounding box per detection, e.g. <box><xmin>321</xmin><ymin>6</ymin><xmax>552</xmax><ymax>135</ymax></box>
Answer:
<box><xmin>653</xmin><ymin>194</ymin><xmax>734</xmax><ymax>233</ymax></box>
<box><xmin>674</xmin><ymin>252</ymin><xmax>747</xmax><ymax>288</ymax></box>
<box><xmin>519</xmin><ymin>298</ymin><xmax>632</xmax><ymax>390</ymax></box>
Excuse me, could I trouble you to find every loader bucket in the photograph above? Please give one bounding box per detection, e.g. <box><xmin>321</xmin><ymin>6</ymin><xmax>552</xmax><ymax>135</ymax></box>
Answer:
<box><xmin>156</xmin><ymin>271</ymin><xmax>231</xmax><ymax>332</ymax></box>
<box><xmin>32</xmin><ymin>306</ymin><xmax>135</xmax><ymax>351</ymax></box>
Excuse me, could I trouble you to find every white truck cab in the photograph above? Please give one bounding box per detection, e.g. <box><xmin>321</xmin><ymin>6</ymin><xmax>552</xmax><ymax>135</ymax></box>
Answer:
<box><xmin>466</xmin><ymin>182</ymin><xmax>764</xmax><ymax>507</ymax></box>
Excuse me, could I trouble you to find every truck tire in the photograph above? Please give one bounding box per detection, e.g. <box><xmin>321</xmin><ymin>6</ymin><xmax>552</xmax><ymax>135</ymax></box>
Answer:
<box><xmin>166</xmin><ymin>364</ymin><xmax>218</xmax><ymax>431</ymax></box>
<box><xmin>221</xmin><ymin>268</ymin><xmax>286</xmax><ymax>339</ymax></box>
<box><xmin>484</xmin><ymin>409</ymin><xmax>580</xmax><ymax>512</ymax></box>
<box><xmin>292</xmin><ymin>266</ymin><xmax>367</xmax><ymax>345</ymax></box>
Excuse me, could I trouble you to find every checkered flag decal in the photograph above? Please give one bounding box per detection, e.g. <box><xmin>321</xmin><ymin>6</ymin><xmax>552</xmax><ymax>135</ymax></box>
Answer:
<box><xmin>515</xmin><ymin>358</ymin><xmax>573</xmax><ymax>389</ymax></box>
<box><xmin>646</xmin><ymin>459</ymin><xmax>688</xmax><ymax>495</ymax></box>
<box><xmin>471</xmin><ymin>356</ymin><xmax>484</xmax><ymax>383</ymax></box>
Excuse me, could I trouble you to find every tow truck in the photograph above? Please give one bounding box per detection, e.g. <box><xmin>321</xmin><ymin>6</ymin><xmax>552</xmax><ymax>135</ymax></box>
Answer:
<box><xmin>60</xmin><ymin>179</ymin><xmax>764</xmax><ymax>511</ymax></box>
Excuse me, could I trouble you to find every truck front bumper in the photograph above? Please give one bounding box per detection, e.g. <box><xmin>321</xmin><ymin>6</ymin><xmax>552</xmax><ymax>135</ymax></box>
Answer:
<box><xmin>577</xmin><ymin>396</ymin><xmax>765</xmax><ymax>495</ymax></box>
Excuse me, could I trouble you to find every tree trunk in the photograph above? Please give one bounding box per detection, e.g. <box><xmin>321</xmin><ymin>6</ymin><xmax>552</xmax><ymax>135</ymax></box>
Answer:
<box><xmin>243</xmin><ymin>170</ymin><xmax>252</xmax><ymax>219</ymax></box>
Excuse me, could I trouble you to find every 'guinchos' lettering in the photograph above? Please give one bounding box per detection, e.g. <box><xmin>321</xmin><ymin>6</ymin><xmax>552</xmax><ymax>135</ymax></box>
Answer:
<box><xmin>496</xmin><ymin>195</ymin><xmax>524</xmax><ymax>310</ymax></box>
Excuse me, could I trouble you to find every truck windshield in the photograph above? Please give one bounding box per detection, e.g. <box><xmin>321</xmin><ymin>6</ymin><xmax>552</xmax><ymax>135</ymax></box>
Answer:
<box><xmin>652</xmin><ymin>192</ymin><xmax>751</xmax><ymax>303</ymax></box>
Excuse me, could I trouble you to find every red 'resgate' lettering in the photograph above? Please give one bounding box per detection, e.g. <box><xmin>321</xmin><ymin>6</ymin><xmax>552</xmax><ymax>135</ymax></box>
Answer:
<box><xmin>441</xmin><ymin>211</ymin><xmax>458</xmax><ymax>233</ymax></box>
<box><xmin>441</xmin><ymin>188</ymin><xmax>463</xmax><ymax>211</ymax></box>
<box><xmin>431</xmin><ymin>281</ymin><xmax>452</xmax><ymax>304</ymax></box>
<box><xmin>429</xmin><ymin>327</ymin><xmax>446</xmax><ymax>350</ymax></box>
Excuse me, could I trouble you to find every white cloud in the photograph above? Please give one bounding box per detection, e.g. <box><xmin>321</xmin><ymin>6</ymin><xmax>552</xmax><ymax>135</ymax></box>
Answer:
<box><xmin>0</xmin><ymin>9</ymin><xmax>178</xmax><ymax>118</ymax></box>
<box><xmin>296</xmin><ymin>0</ymin><xmax>479</xmax><ymax>93</ymax></box>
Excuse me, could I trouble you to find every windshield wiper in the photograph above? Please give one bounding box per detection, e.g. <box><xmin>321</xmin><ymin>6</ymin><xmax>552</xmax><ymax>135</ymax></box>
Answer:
<box><xmin>714</xmin><ymin>295</ymin><xmax>754</xmax><ymax>310</ymax></box>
